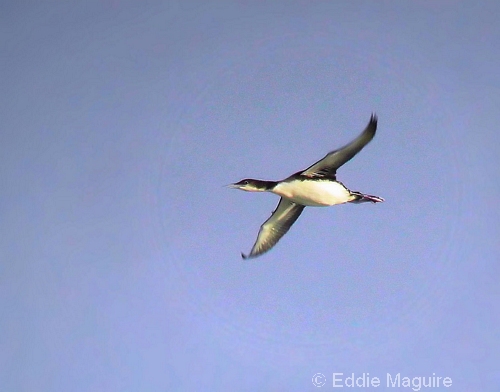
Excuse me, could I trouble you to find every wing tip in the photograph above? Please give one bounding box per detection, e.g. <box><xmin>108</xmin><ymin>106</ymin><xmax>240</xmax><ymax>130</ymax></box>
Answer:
<box><xmin>242</xmin><ymin>250</ymin><xmax>263</xmax><ymax>260</ymax></box>
<box><xmin>370</xmin><ymin>113</ymin><xmax>378</xmax><ymax>126</ymax></box>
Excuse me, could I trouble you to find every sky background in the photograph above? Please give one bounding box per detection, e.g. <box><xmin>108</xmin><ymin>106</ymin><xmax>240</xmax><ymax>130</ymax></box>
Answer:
<box><xmin>1</xmin><ymin>1</ymin><xmax>499</xmax><ymax>391</ymax></box>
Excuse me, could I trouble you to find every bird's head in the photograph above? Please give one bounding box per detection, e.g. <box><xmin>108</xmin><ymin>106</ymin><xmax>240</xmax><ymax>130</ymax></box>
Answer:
<box><xmin>228</xmin><ymin>179</ymin><xmax>272</xmax><ymax>192</ymax></box>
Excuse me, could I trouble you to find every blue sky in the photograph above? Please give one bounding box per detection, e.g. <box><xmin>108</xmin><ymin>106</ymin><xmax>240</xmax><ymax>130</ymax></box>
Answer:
<box><xmin>1</xmin><ymin>1</ymin><xmax>499</xmax><ymax>391</ymax></box>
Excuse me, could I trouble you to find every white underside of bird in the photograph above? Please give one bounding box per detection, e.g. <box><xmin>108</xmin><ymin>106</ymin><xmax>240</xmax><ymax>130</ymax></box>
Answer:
<box><xmin>272</xmin><ymin>180</ymin><xmax>353</xmax><ymax>206</ymax></box>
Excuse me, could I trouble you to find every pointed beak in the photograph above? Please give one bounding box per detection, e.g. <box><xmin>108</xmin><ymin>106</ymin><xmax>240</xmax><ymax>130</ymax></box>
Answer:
<box><xmin>226</xmin><ymin>183</ymin><xmax>240</xmax><ymax>189</ymax></box>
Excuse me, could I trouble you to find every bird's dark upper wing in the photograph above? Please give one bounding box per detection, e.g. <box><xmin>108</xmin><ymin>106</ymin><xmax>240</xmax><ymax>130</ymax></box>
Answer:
<box><xmin>300</xmin><ymin>114</ymin><xmax>378</xmax><ymax>178</ymax></box>
<box><xmin>242</xmin><ymin>198</ymin><xmax>305</xmax><ymax>259</ymax></box>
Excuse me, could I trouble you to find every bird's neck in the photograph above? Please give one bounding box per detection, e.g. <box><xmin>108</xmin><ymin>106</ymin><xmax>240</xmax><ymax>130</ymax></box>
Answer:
<box><xmin>253</xmin><ymin>180</ymin><xmax>278</xmax><ymax>191</ymax></box>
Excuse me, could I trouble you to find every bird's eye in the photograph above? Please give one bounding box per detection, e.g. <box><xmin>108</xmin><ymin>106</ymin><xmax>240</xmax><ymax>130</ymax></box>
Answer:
<box><xmin>243</xmin><ymin>180</ymin><xmax>249</xmax><ymax>185</ymax></box>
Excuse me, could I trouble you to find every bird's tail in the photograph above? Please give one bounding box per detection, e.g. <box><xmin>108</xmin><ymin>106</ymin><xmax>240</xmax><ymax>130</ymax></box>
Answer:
<box><xmin>349</xmin><ymin>191</ymin><xmax>385</xmax><ymax>204</ymax></box>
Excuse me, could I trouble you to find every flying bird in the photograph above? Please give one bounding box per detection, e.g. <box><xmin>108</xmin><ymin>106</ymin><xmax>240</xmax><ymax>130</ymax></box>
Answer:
<box><xmin>229</xmin><ymin>114</ymin><xmax>384</xmax><ymax>259</ymax></box>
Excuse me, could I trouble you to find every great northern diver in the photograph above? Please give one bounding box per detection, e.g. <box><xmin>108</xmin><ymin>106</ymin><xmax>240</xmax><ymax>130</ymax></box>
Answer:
<box><xmin>229</xmin><ymin>114</ymin><xmax>384</xmax><ymax>259</ymax></box>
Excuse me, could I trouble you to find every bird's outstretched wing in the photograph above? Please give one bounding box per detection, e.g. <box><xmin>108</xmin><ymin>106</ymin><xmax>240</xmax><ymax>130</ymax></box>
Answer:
<box><xmin>242</xmin><ymin>198</ymin><xmax>305</xmax><ymax>259</ymax></box>
<box><xmin>300</xmin><ymin>114</ymin><xmax>378</xmax><ymax>179</ymax></box>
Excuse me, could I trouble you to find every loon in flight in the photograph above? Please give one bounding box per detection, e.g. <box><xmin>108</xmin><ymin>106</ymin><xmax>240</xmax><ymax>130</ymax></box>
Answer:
<box><xmin>229</xmin><ymin>114</ymin><xmax>384</xmax><ymax>259</ymax></box>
